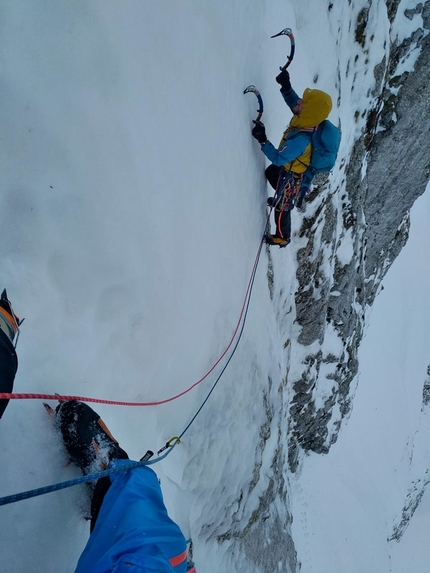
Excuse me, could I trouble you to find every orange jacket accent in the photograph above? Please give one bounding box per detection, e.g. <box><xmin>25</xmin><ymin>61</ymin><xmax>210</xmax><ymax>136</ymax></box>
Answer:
<box><xmin>169</xmin><ymin>549</ymin><xmax>188</xmax><ymax>568</ymax></box>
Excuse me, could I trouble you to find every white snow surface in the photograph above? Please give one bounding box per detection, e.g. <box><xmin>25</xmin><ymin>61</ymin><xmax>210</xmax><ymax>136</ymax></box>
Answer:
<box><xmin>1</xmin><ymin>1</ymin><xmax>428</xmax><ymax>572</ymax></box>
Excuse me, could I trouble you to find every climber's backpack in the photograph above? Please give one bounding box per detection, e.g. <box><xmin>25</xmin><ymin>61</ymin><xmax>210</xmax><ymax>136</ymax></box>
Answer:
<box><xmin>307</xmin><ymin>119</ymin><xmax>341</xmax><ymax>176</ymax></box>
<box><xmin>294</xmin><ymin>119</ymin><xmax>341</xmax><ymax>194</ymax></box>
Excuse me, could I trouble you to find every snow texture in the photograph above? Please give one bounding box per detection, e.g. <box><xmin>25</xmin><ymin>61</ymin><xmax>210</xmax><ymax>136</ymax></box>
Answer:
<box><xmin>1</xmin><ymin>1</ymin><xmax>429</xmax><ymax>572</ymax></box>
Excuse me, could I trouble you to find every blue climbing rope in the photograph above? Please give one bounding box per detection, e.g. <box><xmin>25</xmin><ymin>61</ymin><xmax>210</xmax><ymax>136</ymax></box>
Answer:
<box><xmin>178</xmin><ymin>236</ymin><xmax>265</xmax><ymax>441</ymax></box>
<box><xmin>0</xmin><ymin>449</ymin><xmax>177</xmax><ymax>507</ymax></box>
<box><xmin>0</xmin><ymin>229</ymin><xmax>267</xmax><ymax>508</ymax></box>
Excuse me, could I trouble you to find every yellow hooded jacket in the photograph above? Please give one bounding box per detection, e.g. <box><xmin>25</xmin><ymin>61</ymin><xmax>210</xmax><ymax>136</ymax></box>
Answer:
<box><xmin>280</xmin><ymin>88</ymin><xmax>333</xmax><ymax>173</ymax></box>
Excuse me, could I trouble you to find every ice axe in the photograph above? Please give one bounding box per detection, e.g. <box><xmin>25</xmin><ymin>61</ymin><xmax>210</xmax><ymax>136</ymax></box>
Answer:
<box><xmin>243</xmin><ymin>84</ymin><xmax>264</xmax><ymax>122</ymax></box>
<box><xmin>271</xmin><ymin>27</ymin><xmax>295</xmax><ymax>70</ymax></box>
<box><xmin>244</xmin><ymin>27</ymin><xmax>295</xmax><ymax>120</ymax></box>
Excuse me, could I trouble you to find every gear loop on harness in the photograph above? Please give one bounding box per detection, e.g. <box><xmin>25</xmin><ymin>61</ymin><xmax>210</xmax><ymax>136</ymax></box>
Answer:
<box><xmin>276</xmin><ymin>171</ymin><xmax>303</xmax><ymax>209</ymax></box>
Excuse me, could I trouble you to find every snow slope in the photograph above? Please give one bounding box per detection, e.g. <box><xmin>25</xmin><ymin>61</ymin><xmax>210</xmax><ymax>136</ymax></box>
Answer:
<box><xmin>1</xmin><ymin>1</ymin><xmax>428</xmax><ymax>572</ymax></box>
<box><xmin>1</xmin><ymin>2</ymin><xmax>297</xmax><ymax>571</ymax></box>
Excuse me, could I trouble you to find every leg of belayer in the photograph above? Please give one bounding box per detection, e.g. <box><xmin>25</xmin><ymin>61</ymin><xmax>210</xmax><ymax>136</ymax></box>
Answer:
<box><xmin>0</xmin><ymin>290</ymin><xmax>20</xmax><ymax>420</ymax></box>
<box><xmin>90</xmin><ymin>476</ymin><xmax>112</xmax><ymax>532</ymax></box>
<box><xmin>74</xmin><ymin>463</ymin><xmax>189</xmax><ymax>573</ymax></box>
<box><xmin>0</xmin><ymin>331</ymin><xmax>17</xmax><ymax>419</ymax></box>
<box><xmin>53</xmin><ymin>400</ymin><xmax>192</xmax><ymax>572</ymax></box>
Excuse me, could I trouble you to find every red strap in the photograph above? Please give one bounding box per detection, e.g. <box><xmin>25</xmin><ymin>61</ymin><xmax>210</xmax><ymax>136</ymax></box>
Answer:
<box><xmin>169</xmin><ymin>549</ymin><xmax>188</xmax><ymax>568</ymax></box>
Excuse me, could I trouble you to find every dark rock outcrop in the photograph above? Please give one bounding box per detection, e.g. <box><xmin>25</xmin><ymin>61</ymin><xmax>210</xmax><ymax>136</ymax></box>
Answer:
<box><xmin>287</xmin><ymin>0</ymin><xmax>430</xmax><ymax>467</ymax></box>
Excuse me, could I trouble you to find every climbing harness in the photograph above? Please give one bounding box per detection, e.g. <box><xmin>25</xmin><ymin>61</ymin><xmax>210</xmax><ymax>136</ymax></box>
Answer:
<box><xmin>273</xmin><ymin>172</ymin><xmax>303</xmax><ymax>239</ymax></box>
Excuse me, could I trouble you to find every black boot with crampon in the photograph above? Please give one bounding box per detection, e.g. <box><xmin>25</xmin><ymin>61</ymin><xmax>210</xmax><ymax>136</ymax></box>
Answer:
<box><xmin>44</xmin><ymin>400</ymin><xmax>129</xmax><ymax>529</ymax></box>
<box><xmin>52</xmin><ymin>400</ymin><xmax>129</xmax><ymax>476</ymax></box>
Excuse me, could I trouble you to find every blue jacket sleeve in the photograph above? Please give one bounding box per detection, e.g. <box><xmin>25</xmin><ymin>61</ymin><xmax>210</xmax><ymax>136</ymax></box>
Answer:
<box><xmin>280</xmin><ymin>87</ymin><xmax>301</xmax><ymax>112</ymax></box>
<box><xmin>260</xmin><ymin>134</ymin><xmax>310</xmax><ymax>167</ymax></box>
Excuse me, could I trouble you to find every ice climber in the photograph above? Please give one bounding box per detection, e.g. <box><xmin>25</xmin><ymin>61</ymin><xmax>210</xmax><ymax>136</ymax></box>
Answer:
<box><xmin>251</xmin><ymin>69</ymin><xmax>333</xmax><ymax>247</ymax></box>
<box><xmin>54</xmin><ymin>400</ymin><xmax>196</xmax><ymax>573</ymax></box>
<box><xmin>0</xmin><ymin>289</ymin><xmax>20</xmax><ymax>419</ymax></box>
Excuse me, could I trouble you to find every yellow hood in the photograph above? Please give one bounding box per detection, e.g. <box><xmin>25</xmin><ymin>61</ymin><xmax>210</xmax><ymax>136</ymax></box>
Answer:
<box><xmin>289</xmin><ymin>88</ymin><xmax>333</xmax><ymax>129</ymax></box>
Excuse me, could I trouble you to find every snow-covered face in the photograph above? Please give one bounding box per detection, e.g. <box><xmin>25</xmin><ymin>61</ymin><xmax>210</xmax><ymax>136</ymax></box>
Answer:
<box><xmin>292</xmin><ymin>99</ymin><xmax>304</xmax><ymax>115</ymax></box>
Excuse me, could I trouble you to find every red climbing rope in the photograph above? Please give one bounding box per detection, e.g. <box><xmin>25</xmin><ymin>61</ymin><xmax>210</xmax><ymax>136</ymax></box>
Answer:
<box><xmin>0</xmin><ymin>227</ymin><xmax>268</xmax><ymax>407</ymax></box>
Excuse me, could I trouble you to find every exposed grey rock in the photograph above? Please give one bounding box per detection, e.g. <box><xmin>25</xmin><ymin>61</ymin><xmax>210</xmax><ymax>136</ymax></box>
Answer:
<box><xmin>389</xmin><ymin>365</ymin><xmax>430</xmax><ymax>541</ymax></box>
<box><xmin>422</xmin><ymin>364</ymin><xmax>430</xmax><ymax>407</ymax></box>
<box><xmin>386</xmin><ymin>0</ymin><xmax>402</xmax><ymax>22</ymax></box>
<box><xmin>210</xmin><ymin>378</ymin><xmax>299</xmax><ymax>572</ymax></box>
<box><xmin>389</xmin><ymin>473</ymin><xmax>430</xmax><ymax>542</ymax></box>
<box><xmin>287</xmin><ymin>0</ymin><xmax>430</xmax><ymax>467</ymax></box>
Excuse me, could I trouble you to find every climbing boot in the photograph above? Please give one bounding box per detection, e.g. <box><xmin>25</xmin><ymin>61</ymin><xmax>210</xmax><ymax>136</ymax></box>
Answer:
<box><xmin>264</xmin><ymin>234</ymin><xmax>290</xmax><ymax>248</ymax></box>
<box><xmin>55</xmin><ymin>400</ymin><xmax>129</xmax><ymax>476</ymax></box>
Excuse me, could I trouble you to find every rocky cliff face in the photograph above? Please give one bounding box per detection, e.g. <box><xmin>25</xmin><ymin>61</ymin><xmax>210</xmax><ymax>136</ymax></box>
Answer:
<box><xmin>287</xmin><ymin>0</ymin><xmax>430</xmax><ymax>471</ymax></box>
<box><xmin>237</xmin><ymin>4</ymin><xmax>429</xmax><ymax>571</ymax></box>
